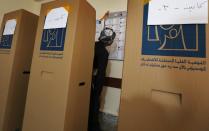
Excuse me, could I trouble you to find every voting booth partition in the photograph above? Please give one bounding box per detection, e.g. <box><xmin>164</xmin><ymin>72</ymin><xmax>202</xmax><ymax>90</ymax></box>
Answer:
<box><xmin>118</xmin><ymin>0</ymin><xmax>209</xmax><ymax>131</ymax></box>
<box><xmin>23</xmin><ymin>0</ymin><xmax>96</xmax><ymax>131</ymax></box>
<box><xmin>0</xmin><ymin>10</ymin><xmax>38</xmax><ymax>131</ymax></box>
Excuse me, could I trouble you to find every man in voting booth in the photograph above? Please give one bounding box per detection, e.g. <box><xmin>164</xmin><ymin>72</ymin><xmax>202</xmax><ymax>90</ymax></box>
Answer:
<box><xmin>88</xmin><ymin>12</ymin><xmax>116</xmax><ymax>131</ymax></box>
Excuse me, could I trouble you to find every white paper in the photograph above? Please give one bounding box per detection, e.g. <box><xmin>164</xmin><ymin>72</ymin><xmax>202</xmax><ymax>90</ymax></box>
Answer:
<box><xmin>117</xmin><ymin>46</ymin><xmax>124</xmax><ymax>60</ymax></box>
<box><xmin>3</xmin><ymin>19</ymin><xmax>17</xmax><ymax>35</ymax></box>
<box><xmin>105</xmin><ymin>19</ymin><xmax>113</xmax><ymax>25</ymax></box>
<box><xmin>148</xmin><ymin>0</ymin><xmax>208</xmax><ymax>25</ymax></box>
<box><xmin>119</xmin><ymin>33</ymin><xmax>126</xmax><ymax>41</ymax></box>
<box><xmin>119</xmin><ymin>26</ymin><xmax>126</xmax><ymax>32</ymax></box>
<box><xmin>112</xmin><ymin>25</ymin><xmax>120</xmax><ymax>31</ymax></box>
<box><xmin>105</xmin><ymin>25</ymin><xmax>113</xmax><ymax>29</ymax></box>
<box><xmin>104</xmin><ymin>11</ymin><xmax>127</xmax><ymax>60</ymax></box>
<box><xmin>95</xmin><ymin>20</ymin><xmax>104</xmax><ymax>41</ymax></box>
<box><xmin>118</xmin><ymin>41</ymin><xmax>125</xmax><ymax>46</ymax></box>
<box><xmin>112</xmin><ymin>18</ymin><xmax>120</xmax><ymax>24</ymax></box>
<box><xmin>120</xmin><ymin>18</ymin><xmax>126</xmax><ymax>23</ymax></box>
<box><xmin>44</xmin><ymin>7</ymin><xmax>68</xmax><ymax>29</ymax></box>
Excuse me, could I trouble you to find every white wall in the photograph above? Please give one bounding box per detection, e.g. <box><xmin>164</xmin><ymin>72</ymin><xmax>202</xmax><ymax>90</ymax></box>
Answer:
<box><xmin>0</xmin><ymin>0</ymin><xmax>34</xmax><ymax>23</ymax></box>
<box><xmin>87</xmin><ymin>0</ymin><xmax>127</xmax><ymax>18</ymax></box>
<box><xmin>0</xmin><ymin>0</ymin><xmax>127</xmax><ymax>116</ymax></box>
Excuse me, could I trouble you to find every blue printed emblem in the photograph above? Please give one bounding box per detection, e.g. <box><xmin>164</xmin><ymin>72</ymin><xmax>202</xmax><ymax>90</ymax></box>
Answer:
<box><xmin>0</xmin><ymin>35</ymin><xmax>13</xmax><ymax>49</ymax></box>
<box><xmin>142</xmin><ymin>4</ymin><xmax>206</xmax><ymax>58</ymax></box>
<box><xmin>40</xmin><ymin>28</ymin><xmax>66</xmax><ymax>51</ymax></box>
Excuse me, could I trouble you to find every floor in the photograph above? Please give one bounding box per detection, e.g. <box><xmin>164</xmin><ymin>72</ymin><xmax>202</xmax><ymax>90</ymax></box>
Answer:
<box><xmin>16</xmin><ymin>113</ymin><xmax>118</xmax><ymax>131</ymax></box>
<box><xmin>99</xmin><ymin>112</ymin><xmax>118</xmax><ymax>131</ymax></box>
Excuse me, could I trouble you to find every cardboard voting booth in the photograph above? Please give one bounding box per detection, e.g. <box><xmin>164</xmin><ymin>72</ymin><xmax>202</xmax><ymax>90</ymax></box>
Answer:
<box><xmin>23</xmin><ymin>0</ymin><xmax>95</xmax><ymax>131</ymax></box>
<box><xmin>0</xmin><ymin>10</ymin><xmax>38</xmax><ymax>131</ymax></box>
<box><xmin>118</xmin><ymin>0</ymin><xmax>209</xmax><ymax>131</ymax></box>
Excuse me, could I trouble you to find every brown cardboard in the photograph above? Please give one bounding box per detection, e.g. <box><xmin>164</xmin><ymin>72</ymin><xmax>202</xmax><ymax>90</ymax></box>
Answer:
<box><xmin>0</xmin><ymin>10</ymin><xmax>38</xmax><ymax>131</ymax></box>
<box><xmin>22</xmin><ymin>0</ymin><xmax>96</xmax><ymax>131</ymax></box>
<box><xmin>118</xmin><ymin>0</ymin><xmax>209</xmax><ymax>131</ymax></box>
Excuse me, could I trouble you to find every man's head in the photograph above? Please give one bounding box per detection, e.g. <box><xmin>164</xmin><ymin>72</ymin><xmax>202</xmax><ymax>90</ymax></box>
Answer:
<box><xmin>99</xmin><ymin>27</ymin><xmax>116</xmax><ymax>46</ymax></box>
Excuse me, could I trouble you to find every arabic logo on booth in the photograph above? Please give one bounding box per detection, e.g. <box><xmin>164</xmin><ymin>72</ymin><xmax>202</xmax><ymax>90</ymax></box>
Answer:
<box><xmin>40</xmin><ymin>28</ymin><xmax>66</xmax><ymax>51</ymax></box>
<box><xmin>0</xmin><ymin>35</ymin><xmax>13</xmax><ymax>49</ymax></box>
<box><xmin>142</xmin><ymin>4</ymin><xmax>206</xmax><ymax>58</ymax></box>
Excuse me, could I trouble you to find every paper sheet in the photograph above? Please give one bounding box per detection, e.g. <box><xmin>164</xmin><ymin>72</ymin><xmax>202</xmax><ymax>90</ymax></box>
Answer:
<box><xmin>44</xmin><ymin>7</ymin><xmax>68</xmax><ymax>29</ymax></box>
<box><xmin>95</xmin><ymin>20</ymin><xmax>104</xmax><ymax>41</ymax></box>
<box><xmin>105</xmin><ymin>11</ymin><xmax>127</xmax><ymax>60</ymax></box>
<box><xmin>148</xmin><ymin>0</ymin><xmax>208</xmax><ymax>25</ymax></box>
<box><xmin>3</xmin><ymin>19</ymin><xmax>17</xmax><ymax>35</ymax></box>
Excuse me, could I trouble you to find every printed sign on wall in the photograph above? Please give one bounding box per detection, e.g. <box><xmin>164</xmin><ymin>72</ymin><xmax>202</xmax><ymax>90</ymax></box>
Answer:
<box><xmin>0</xmin><ymin>19</ymin><xmax>17</xmax><ymax>49</ymax></box>
<box><xmin>95</xmin><ymin>11</ymin><xmax>127</xmax><ymax>61</ymax></box>
<box><xmin>40</xmin><ymin>7</ymin><xmax>68</xmax><ymax>51</ymax></box>
<box><xmin>105</xmin><ymin>11</ymin><xmax>127</xmax><ymax>60</ymax></box>
<box><xmin>142</xmin><ymin>4</ymin><xmax>206</xmax><ymax>58</ymax></box>
<box><xmin>95</xmin><ymin>20</ymin><xmax>103</xmax><ymax>41</ymax></box>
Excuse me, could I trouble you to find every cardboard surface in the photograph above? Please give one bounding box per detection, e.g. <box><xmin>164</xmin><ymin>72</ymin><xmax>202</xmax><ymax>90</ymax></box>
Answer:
<box><xmin>22</xmin><ymin>0</ymin><xmax>96</xmax><ymax>131</ymax></box>
<box><xmin>0</xmin><ymin>10</ymin><xmax>38</xmax><ymax>131</ymax></box>
<box><xmin>118</xmin><ymin>0</ymin><xmax>209</xmax><ymax>131</ymax></box>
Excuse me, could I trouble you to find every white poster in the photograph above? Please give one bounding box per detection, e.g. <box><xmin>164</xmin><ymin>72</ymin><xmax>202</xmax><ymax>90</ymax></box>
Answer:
<box><xmin>44</xmin><ymin>7</ymin><xmax>68</xmax><ymax>29</ymax></box>
<box><xmin>3</xmin><ymin>19</ymin><xmax>17</xmax><ymax>35</ymax></box>
<box><xmin>105</xmin><ymin>11</ymin><xmax>127</xmax><ymax>60</ymax></box>
<box><xmin>148</xmin><ymin>0</ymin><xmax>208</xmax><ymax>25</ymax></box>
<box><xmin>95</xmin><ymin>20</ymin><xmax>104</xmax><ymax>41</ymax></box>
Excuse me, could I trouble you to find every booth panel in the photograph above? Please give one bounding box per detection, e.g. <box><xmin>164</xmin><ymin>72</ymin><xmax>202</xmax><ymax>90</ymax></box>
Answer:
<box><xmin>0</xmin><ymin>10</ymin><xmax>38</xmax><ymax>131</ymax></box>
<box><xmin>118</xmin><ymin>0</ymin><xmax>209</xmax><ymax>131</ymax></box>
<box><xmin>23</xmin><ymin>0</ymin><xmax>95</xmax><ymax>131</ymax></box>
